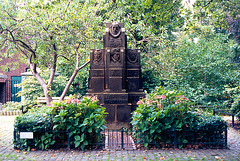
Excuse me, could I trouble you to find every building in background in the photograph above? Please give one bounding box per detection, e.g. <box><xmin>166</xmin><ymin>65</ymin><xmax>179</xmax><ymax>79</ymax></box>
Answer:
<box><xmin>0</xmin><ymin>52</ymin><xmax>28</xmax><ymax>104</ymax></box>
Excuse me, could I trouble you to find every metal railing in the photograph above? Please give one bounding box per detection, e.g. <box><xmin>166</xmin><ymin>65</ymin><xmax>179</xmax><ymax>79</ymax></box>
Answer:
<box><xmin>14</xmin><ymin>127</ymin><xmax>227</xmax><ymax>150</ymax></box>
<box><xmin>213</xmin><ymin>109</ymin><xmax>235</xmax><ymax>127</ymax></box>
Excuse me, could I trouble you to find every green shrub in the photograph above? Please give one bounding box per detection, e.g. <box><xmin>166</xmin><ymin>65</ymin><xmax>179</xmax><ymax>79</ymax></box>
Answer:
<box><xmin>223</xmin><ymin>85</ymin><xmax>240</xmax><ymax>120</ymax></box>
<box><xmin>14</xmin><ymin>106</ymin><xmax>53</xmax><ymax>132</ymax></box>
<box><xmin>196</xmin><ymin>113</ymin><xmax>228</xmax><ymax>131</ymax></box>
<box><xmin>131</xmin><ymin>87</ymin><xmax>227</xmax><ymax>148</ymax></box>
<box><xmin>14</xmin><ymin>106</ymin><xmax>53</xmax><ymax>150</ymax></box>
<box><xmin>2</xmin><ymin>101</ymin><xmax>22</xmax><ymax>111</ymax></box>
<box><xmin>17</xmin><ymin>71</ymin><xmax>74</xmax><ymax>103</ymax></box>
<box><xmin>14</xmin><ymin>96</ymin><xmax>107</xmax><ymax>150</ymax></box>
<box><xmin>50</xmin><ymin>96</ymin><xmax>107</xmax><ymax>149</ymax></box>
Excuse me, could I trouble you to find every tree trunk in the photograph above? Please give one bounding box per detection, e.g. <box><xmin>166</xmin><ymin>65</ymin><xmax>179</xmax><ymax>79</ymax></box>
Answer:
<box><xmin>29</xmin><ymin>63</ymin><xmax>53</xmax><ymax>105</ymax></box>
<box><xmin>59</xmin><ymin>60</ymin><xmax>90</xmax><ymax>101</ymax></box>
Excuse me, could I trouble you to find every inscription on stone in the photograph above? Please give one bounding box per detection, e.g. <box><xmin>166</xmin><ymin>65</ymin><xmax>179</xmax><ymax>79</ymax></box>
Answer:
<box><xmin>128</xmin><ymin>81</ymin><xmax>138</xmax><ymax>91</ymax></box>
<box><xmin>109</xmin><ymin>37</ymin><xmax>123</xmax><ymax>47</ymax></box>
<box><xmin>127</xmin><ymin>70</ymin><xmax>139</xmax><ymax>77</ymax></box>
<box><xmin>92</xmin><ymin>70</ymin><xmax>104</xmax><ymax>77</ymax></box>
<box><xmin>110</xmin><ymin>70</ymin><xmax>122</xmax><ymax>77</ymax></box>
<box><xmin>105</xmin><ymin>94</ymin><xmax>128</xmax><ymax>104</ymax></box>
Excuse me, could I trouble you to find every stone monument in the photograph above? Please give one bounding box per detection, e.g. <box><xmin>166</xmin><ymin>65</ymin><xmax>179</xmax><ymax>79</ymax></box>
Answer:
<box><xmin>87</xmin><ymin>22</ymin><xmax>145</xmax><ymax>128</ymax></box>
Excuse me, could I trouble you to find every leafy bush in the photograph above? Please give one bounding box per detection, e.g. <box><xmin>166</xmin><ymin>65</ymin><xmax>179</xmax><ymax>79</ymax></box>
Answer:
<box><xmin>196</xmin><ymin>114</ymin><xmax>227</xmax><ymax>131</ymax></box>
<box><xmin>14</xmin><ymin>106</ymin><xmax>53</xmax><ymax>150</ymax></box>
<box><xmin>223</xmin><ymin>85</ymin><xmax>240</xmax><ymax>120</ymax></box>
<box><xmin>2</xmin><ymin>101</ymin><xmax>22</xmax><ymax>111</ymax></box>
<box><xmin>14</xmin><ymin>96</ymin><xmax>107</xmax><ymax>150</ymax></box>
<box><xmin>17</xmin><ymin>71</ymin><xmax>74</xmax><ymax>103</ymax></box>
<box><xmin>50</xmin><ymin>96</ymin><xmax>107</xmax><ymax>149</ymax></box>
<box><xmin>162</xmin><ymin>32</ymin><xmax>240</xmax><ymax>107</ymax></box>
<box><xmin>131</xmin><ymin>87</ymin><xmax>227</xmax><ymax>148</ymax></box>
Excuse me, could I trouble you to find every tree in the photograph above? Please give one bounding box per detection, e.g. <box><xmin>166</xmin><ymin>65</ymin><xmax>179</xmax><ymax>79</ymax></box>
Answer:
<box><xmin>194</xmin><ymin>0</ymin><xmax>240</xmax><ymax>44</ymax></box>
<box><xmin>1</xmin><ymin>0</ymin><xmax>189</xmax><ymax>105</ymax></box>
<box><xmin>165</xmin><ymin>27</ymin><xmax>240</xmax><ymax>106</ymax></box>
<box><xmin>0</xmin><ymin>0</ymin><xmax>104</xmax><ymax>105</ymax></box>
<box><xmin>99</xmin><ymin>0</ymin><xmax>185</xmax><ymax>91</ymax></box>
<box><xmin>194</xmin><ymin>0</ymin><xmax>239</xmax><ymax>27</ymax></box>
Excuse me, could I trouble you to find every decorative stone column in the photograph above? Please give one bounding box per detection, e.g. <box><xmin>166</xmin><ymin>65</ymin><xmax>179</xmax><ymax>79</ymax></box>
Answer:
<box><xmin>87</xmin><ymin>22</ymin><xmax>145</xmax><ymax>129</ymax></box>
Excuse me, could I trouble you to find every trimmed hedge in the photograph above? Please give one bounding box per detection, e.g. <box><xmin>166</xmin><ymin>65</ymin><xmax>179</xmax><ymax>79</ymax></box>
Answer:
<box><xmin>131</xmin><ymin>87</ymin><xmax>227</xmax><ymax>148</ymax></box>
<box><xmin>14</xmin><ymin>96</ymin><xmax>107</xmax><ymax>150</ymax></box>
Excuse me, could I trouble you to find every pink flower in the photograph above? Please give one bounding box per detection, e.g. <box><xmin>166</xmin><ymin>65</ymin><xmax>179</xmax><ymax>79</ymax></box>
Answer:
<box><xmin>71</xmin><ymin>99</ymin><xmax>80</xmax><ymax>104</ymax></box>
<box><xmin>175</xmin><ymin>100</ymin><xmax>182</xmax><ymax>104</ymax></box>
<box><xmin>160</xmin><ymin>95</ymin><xmax>166</xmax><ymax>99</ymax></box>
<box><xmin>91</xmin><ymin>96</ymin><xmax>98</xmax><ymax>102</ymax></box>
<box><xmin>155</xmin><ymin>95</ymin><xmax>166</xmax><ymax>99</ymax></box>
<box><xmin>66</xmin><ymin>98</ymin><xmax>72</xmax><ymax>104</ymax></box>
<box><xmin>179</xmin><ymin>95</ymin><xmax>184</xmax><ymax>98</ymax></box>
<box><xmin>137</xmin><ymin>100</ymin><xmax>144</xmax><ymax>105</ymax></box>
<box><xmin>178</xmin><ymin>95</ymin><xmax>189</xmax><ymax>101</ymax></box>
<box><xmin>154</xmin><ymin>95</ymin><xmax>161</xmax><ymax>99</ymax></box>
<box><xmin>146</xmin><ymin>99</ymin><xmax>154</xmax><ymax>105</ymax></box>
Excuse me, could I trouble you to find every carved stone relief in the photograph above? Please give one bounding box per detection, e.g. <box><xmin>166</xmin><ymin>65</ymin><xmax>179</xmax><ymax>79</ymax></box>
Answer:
<box><xmin>127</xmin><ymin>49</ymin><xmax>138</xmax><ymax>63</ymax></box>
<box><xmin>93</xmin><ymin>49</ymin><xmax>102</xmax><ymax>64</ymax></box>
<box><xmin>110</xmin><ymin>48</ymin><xmax>121</xmax><ymax>63</ymax></box>
<box><xmin>109</xmin><ymin>22</ymin><xmax>121</xmax><ymax>38</ymax></box>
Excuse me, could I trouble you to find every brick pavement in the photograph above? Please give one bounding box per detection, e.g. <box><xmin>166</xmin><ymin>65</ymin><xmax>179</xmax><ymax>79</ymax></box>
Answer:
<box><xmin>0</xmin><ymin>116</ymin><xmax>240</xmax><ymax>161</ymax></box>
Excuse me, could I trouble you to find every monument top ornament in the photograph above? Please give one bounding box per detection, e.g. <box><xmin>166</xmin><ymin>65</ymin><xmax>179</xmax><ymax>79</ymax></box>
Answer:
<box><xmin>109</xmin><ymin>22</ymin><xmax>121</xmax><ymax>38</ymax></box>
<box><xmin>87</xmin><ymin>22</ymin><xmax>145</xmax><ymax>129</ymax></box>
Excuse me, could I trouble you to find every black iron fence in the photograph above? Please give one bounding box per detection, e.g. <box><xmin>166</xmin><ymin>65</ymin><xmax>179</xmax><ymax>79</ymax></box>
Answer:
<box><xmin>213</xmin><ymin>109</ymin><xmax>235</xmax><ymax>127</ymax></box>
<box><xmin>14</xmin><ymin>127</ymin><xmax>227</xmax><ymax>150</ymax></box>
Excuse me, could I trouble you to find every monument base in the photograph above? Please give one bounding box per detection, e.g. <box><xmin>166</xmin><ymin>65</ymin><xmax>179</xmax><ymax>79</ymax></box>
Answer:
<box><xmin>86</xmin><ymin>91</ymin><xmax>144</xmax><ymax>128</ymax></box>
<box><xmin>105</xmin><ymin>122</ymin><xmax>130</xmax><ymax>130</ymax></box>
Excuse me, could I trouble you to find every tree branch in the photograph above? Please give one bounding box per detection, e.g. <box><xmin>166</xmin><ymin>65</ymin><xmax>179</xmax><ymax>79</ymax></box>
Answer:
<box><xmin>77</xmin><ymin>60</ymin><xmax>90</xmax><ymax>70</ymax></box>
<box><xmin>48</xmin><ymin>36</ymin><xmax>57</xmax><ymax>87</ymax></box>
<box><xmin>59</xmin><ymin>60</ymin><xmax>90</xmax><ymax>101</ymax></box>
<box><xmin>58</xmin><ymin>54</ymin><xmax>70</xmax><ymax>61</ymax></box>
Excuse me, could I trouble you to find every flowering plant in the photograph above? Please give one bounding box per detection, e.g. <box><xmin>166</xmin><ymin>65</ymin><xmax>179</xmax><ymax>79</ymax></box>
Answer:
<box><xmin>49</xmin><ymin>95</ymin><xmax>107</xmax><ymax>149</ymax></box>
<box><xmin>137</xmin><ymin>86</ymin><xmax>191</xmax><ymax>110</ymax></box>
<box><xmin>131</xmin><ymin>87</ymin><xmax>197</xmax><ymax>147</ymax></box>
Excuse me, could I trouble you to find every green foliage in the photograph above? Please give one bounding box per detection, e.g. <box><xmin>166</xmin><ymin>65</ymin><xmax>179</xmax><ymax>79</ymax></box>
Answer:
<box><xmin>14</xmin><ymin>106</ymin><xmax>53</xmax><ymax>133</ymax></box>
<box><xmin>14</xmin><ymin>96</ymin><xmax>107</xmax><ymax>150</ymax></box>
<box><xmin>17</xmin><ymin>71</ymin><xmax>74</xmax><ymax>102</ymax></box>
<box><xmin>57</xmin><ymin>63</ymin><xmax>89</xmax><ymax>96</ymax></box>
<box><xmin>50</xmin><ymin>96</ymin><xmax>107</xmax><ymax>149</ymax></box>
<box><xmin>35</xmin><ymin>132</ymin><xmax>56</xmax><ymax>150</ymax></box>
<box><xmin>2</xmin><ymin>101</ymin><xmax>22</xmax><ymax>111</ymax></box>
<box><xmin>131</xmin><ymin>87</ymin><xmax>227</xmax><ymax>148</ymax></box>
<box><xmin>223</xmin><ymin>85</ymin><xmax>240</xmax><ymax>120</ymax></box>
<box><xmin>163</xmin><ymin>30</ymin><xmax>240</xmax><ymax>107</ymax></box>
<box><xmin>194</xmin><ymin>0</ymin><xmax>239</xmax><ymax>29</ymax></box>
<box><xmin>106</xmin><ymin>0</ymin><xmax>184</xmax><ymax>32</ymax></box>
<box><xmin>196</xmin><ymin>113</ymin><xmax>228</xmax><ymax>131</ymax></box>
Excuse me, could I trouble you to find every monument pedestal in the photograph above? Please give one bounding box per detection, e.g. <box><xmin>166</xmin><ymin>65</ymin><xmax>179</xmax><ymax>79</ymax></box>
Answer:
<box><xmin>86</xmin><ymin>22</ymin><xmax>145</xmax><ymax>129</ymax></box>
